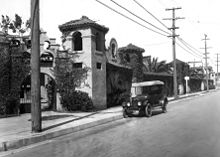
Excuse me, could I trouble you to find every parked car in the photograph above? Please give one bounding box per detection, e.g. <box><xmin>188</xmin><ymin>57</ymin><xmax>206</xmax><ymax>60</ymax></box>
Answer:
<box><xmin>122</xmin><ymin>80</ymin><xmax>168</xmax><ymax>118</ymax></box>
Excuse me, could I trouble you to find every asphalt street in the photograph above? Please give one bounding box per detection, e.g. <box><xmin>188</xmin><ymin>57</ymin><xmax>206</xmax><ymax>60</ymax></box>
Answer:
<box><xmin>2</xmin><ymin>90</ymin><xmax>220</xmax><ymax>157</ymax></box>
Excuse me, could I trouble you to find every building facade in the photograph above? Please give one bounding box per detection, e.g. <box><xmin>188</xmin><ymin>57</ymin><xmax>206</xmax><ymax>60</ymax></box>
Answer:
<box><xmin>58</xmin><ymin>16</ymin><xmax>132</xmax><ymax>109</ymax></box>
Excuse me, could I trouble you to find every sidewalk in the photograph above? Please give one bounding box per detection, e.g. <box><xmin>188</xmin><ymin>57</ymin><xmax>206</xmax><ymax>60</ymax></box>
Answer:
<box><xmin>0</xmin><ymin>89</ymin><xmax>216</xmax><ymax>152</ymax></box>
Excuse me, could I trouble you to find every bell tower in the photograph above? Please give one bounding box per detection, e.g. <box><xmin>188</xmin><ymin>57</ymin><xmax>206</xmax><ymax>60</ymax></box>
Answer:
<box><xmin>59</xmin><ymin>16</ymin><xmax>109</xmax><ymax>109</ymax></box>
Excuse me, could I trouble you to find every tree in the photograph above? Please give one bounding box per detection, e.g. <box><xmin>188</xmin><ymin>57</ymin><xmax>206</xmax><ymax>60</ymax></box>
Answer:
<box><xmin>0</xmin><ymin>14</ymin><xmax>30</xmax><ymax>36</ymax></box>
<box><xmin>189</xmin><ymin>66</ymin><xmax>204</xmax><ymax>79</ymax></box>
<box><xmin>0</xmin><ymin>15</ymin><xmax>10</xmax><ymax>34</ymax></box>
<box><xmin>143</xmin><ymin>57</ymin><xmax>171</xmax><ymax>73</ymax></box>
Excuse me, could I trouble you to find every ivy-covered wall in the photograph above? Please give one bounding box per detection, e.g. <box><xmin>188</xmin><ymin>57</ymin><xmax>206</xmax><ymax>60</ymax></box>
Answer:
<box><xmin>0</xmin><ymin>42</ymin><xmax>30</xmax><ymax>115</ymax></box>
<box><xmin>106</xmin><ymin>63</ymin><xmax>132</xmax><ymax>108</ymax></box>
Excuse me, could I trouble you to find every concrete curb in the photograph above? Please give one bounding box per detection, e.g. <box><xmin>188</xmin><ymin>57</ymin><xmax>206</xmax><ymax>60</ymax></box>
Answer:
<box><xmin>168</xmin><ymin>89</ymin><xmax>217</xmax><ymax>102</ymax></box>
<box><xmin>0</xmin><ymin>114</ymin><xmax>123</xmax><ymax>152</ymax></box>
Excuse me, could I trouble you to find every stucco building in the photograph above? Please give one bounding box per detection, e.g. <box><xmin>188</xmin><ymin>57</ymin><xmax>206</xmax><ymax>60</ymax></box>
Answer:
<box><xmin>58</xmin><ymin>16</ymin><xmax>132</xmax><ymax>109</ymax></box>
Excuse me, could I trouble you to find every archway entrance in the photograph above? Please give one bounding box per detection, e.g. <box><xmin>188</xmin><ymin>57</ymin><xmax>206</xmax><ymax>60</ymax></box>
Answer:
<box><xmin>20</xmin><ymin>73</ymin><xmax>56</xmax><ymax>113</ymax></box>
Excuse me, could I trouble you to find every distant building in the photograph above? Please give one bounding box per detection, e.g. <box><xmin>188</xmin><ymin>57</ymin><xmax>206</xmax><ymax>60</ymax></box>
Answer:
<box><xmin>118</xmin><ymin>43</ymin><xmax>145</xmax><ymax>82</ymax></box>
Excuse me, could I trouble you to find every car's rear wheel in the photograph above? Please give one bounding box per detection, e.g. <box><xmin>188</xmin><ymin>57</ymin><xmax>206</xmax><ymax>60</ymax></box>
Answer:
<box><xmin>145</xmin><ymin>104</ymin><xmax>152</xmax><ymax>117</ymax></box>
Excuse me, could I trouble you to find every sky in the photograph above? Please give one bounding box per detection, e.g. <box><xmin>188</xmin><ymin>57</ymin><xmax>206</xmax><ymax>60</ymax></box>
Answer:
<box><xmin>1</xmin><ymin>0</ymin><xmax>220</xmax><ymax>72</ymax></box>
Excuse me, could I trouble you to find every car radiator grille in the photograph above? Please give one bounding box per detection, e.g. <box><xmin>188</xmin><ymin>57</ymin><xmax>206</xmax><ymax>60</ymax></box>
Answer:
<box><xmin>130</xmin><ymin>100</ymin><xmax>139</xmax><ymax>110</ymax></box>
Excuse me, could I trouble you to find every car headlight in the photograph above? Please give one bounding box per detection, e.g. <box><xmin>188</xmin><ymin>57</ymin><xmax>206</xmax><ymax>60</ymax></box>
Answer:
<box><xmin>138</xmin><ymin>102</ymin><xmax>141</xmax><ymax>106</ymax></box>
<box><xmin>127</xmin><ymin>102</ymin><xmax>131</xmax><ymax>107</ymax></box>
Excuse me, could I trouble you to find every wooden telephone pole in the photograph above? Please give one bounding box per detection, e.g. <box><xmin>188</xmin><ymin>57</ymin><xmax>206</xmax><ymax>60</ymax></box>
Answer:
<box><xmin>202</xmin><ymin>34</ymin><xmax>210</xmax><ymax>91</ymax></box>
<box><xmin>31</xmin><ymin>0</ymin><xmax>41</xmax><ymax>132</ymax></box>
<box><xmin>215</xmin><ymin>53</ymin><xmax>220</xmax><ymax>85</ymax></box>
<box><xmin>164</xmin><ymin>7</ymin><xmax>184</xmax><ymax>99</ymax></box>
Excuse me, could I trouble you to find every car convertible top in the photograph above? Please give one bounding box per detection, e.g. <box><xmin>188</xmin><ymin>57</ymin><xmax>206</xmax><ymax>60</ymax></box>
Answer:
<box><xmin>132</xmin><ymin>80</ymin><xmax>164</xmax><ymax>87</ymax></box>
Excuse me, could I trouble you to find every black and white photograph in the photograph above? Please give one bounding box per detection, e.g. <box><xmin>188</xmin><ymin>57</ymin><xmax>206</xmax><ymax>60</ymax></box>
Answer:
<box><xmin>0</xmin><ymin>0</ymin><xmax>220</xmax><ymax>156</ymax></box>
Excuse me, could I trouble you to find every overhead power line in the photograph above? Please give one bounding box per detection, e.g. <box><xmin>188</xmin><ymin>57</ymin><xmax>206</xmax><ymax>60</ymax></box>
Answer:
<box><xmin>132</xmin><ymin>0</ymin><xmax>170</xmax><ymax>30</ymax></box>
<box><xmin>177</xmin><ymin>37</ymin><xmax>203</xmax><ymax>56</ymax></box>
<box><xmin>177</xmin><ymin>38</ymin><xmax>203</xmax><ymax>58</ymax></box>
<box><xmin>110</xmin><ymin>0</ymin><xmax>171</xmax><ymax>35</ymax></box>
<box><xmin>97</xmin><ymin>0</ymin><xmax>205</xmax><ymax>62</ymax></box>
<box><xmin>132</xmin><ymin>0</ymin><xmax>203</xmax><ymax>60</ymax></box>
<box><xmin>176</xmin><ymin>41</ymin><xmax>203</xmax><ymax>59</ymax></box>
<box><xmin>95</xmin><ymin>0</ymin><xmax>168</xmax><ymax>37</ymax></box>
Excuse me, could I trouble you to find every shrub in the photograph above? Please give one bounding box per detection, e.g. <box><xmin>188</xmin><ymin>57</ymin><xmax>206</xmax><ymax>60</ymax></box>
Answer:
<box><xmin>61</xmin><ymin>91</ymin><xmax>93</xmax><ymax>111</ymax></box>
<box><xmin>0</xmin><ymin>93</ymin><xmax>20</xmax><ymax>115</ymax></box>
<box><xmin>54</xmin><ymin>51</ymin><xmax>92</xmax><ymax>111</ymax></box>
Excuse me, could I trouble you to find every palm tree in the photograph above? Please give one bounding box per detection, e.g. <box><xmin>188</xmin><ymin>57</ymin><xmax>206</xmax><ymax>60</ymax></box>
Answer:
<box><xmin>143</xmin><ymin>57</ymin><xmax>171</xmax><ymax>73</ymax></box>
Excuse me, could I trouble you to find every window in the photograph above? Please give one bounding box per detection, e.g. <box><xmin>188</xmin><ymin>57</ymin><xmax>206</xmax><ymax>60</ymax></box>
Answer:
<box><xmin>72</xmin><ymin>32</ymin><xmax>82</xmax><ymax>51</ymax></box>
<box><xmin>96</xmin><ymin>62</ymin><xmax>102</xmax><ymax>70</ymax></box>
<box><xmin>96</xmin><ymin>32</ymin><xmax>102</xmax><ymax>51</ymax></box>
<box><xmin>111</xmin><ymin>43</ymin><xmax>116</xmax><ymax>58</ymax></box>
<box><xmin>72</xmin><ymin>62</ymin><xmax>83</xmax><ymax>69</ymax></box>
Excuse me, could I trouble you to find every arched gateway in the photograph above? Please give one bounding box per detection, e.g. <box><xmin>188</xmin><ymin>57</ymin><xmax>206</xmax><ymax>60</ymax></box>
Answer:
<box><xmin>19</xmin><ymin>34</ymin><xmax>60</xmax><ymax>113</ymax></box>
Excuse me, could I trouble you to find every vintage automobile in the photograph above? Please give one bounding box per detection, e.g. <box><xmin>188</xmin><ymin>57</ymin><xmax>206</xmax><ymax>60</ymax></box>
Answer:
<box><xmin>122</xmin><ymin>80</ymin><xmax>168</xmax><ymax>118</ymax></box>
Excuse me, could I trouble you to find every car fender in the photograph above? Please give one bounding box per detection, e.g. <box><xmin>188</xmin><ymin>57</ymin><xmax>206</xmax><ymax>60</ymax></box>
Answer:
<box><xmin>143</xmin><ymin>100</ymin><xmax>149</xmax><ymax>107</ymax></box>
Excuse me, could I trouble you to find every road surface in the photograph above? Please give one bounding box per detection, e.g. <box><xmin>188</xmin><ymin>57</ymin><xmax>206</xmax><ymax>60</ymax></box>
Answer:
<box><xmin>2</xmin><ymin>90</ymin><xmax>220</xmax><ymax>157</ymax></box>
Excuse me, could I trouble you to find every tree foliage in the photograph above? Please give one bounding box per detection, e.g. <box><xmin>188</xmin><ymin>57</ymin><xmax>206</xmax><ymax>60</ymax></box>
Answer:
<box><xmin>189</xmin><ymin>66</ymin><xmax>204</xmax><ymax>78</ymax></box>
<box><xmin>0</xmin><ymin>14</ymin><xmax>30</xmax><ymax>35</ymax></box>
<box><xmin>144</xmin><ymin>57</ymin><xmax>171</xmax><ymax>73</ymax></box>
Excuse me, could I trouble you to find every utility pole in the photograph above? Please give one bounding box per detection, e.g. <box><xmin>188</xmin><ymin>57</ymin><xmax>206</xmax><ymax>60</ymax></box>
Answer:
<box><xmin>202</xmin><ymin>34</ymin><xmax>210</xmax><ymax>91</ymax></box>
<box><xmin>215</xmin><ymin>53</ymin><xmax>220</xmax><ymax>86</ymax></box>
<box><xmin>164</xmin><ymin>7</ymin><xmax>184</xmax><ymax>99</ymax></box>
<box><xmin>31</xmin><ymin>0</ymin><xmax>41</xmax><ymax>132</ymax></box>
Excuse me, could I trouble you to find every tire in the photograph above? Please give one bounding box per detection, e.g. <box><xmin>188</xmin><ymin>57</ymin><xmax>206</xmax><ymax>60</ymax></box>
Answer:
<box><xmin>145</xmin><ymin>104</ymin><xmax>152</xmax><ymax>117</ymax></box>
<box><xmin>162</xmin><ymin>101</ymin><xmax>167</xmax><ymax>113</ymax></box>
<box><xmin>123</xmin><ymin>108</ymin><xmax>128</xmax><ymax>118</ymax></box>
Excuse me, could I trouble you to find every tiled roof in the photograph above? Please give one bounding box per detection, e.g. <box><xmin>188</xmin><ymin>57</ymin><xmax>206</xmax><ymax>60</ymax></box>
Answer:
<box><xmin>59</xmin><ymin>16</ymin><xmax>109</xmax><ymax>33</ymax></box>
<box><xmin>118</xmin><ymin>43</ymin><xmax>145</xmax><ymax>53</ymax></box>
<box><xmin>169</xmin><ymin>59</ymin><xmax>187</xmax><ymax>65</ymax></box>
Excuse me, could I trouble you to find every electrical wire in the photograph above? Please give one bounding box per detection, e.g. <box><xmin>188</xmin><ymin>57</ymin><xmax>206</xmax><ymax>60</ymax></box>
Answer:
<box><xmin>95</xmin><ymin>0</ymin><xmax>169</xmax><ymax>37</ymax></box>
<box><xmin>97</xmin><ymin>0</ymin><xmax>207</xmax><ymax>62</ymax></box>
<box><xmin>176</xmin><ymin>41</ymin><xmax>203</xmax><ymax>59</ymax></box>
<box><xmin>110</xmin><ymin>0</ymin><xmax>171</xmax><ymax>35</ymax></box>
<box><xmin>132</xmin><ymin>0</ymin><xmax>170</xmax><ymax>30</ymax></box>
<box><xmin>177</xmin><ymin>37</ymin><xmax>203</xmax><ymax>55</ymax></box>
<box><xmin>132</xmin><ymin>0</ymin><xmax>205</xmax><ymax>60</ymax></box>
<box><xmin>177</xmin><ymin>37</ymin><xmax>203</xmax><ymax>57</ymax></box>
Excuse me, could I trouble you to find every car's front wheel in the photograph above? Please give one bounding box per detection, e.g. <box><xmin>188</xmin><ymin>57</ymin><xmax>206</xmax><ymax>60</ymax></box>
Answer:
<box><xmin>145</xmin><ymin>104</ymin><xmax>152</xmax><ymax>117</ymax></box>
<box><xmin>162</xmin><ymin>101</ymin><xmax>167</xmax><ymax>113</ymax></box>
<box><xmin>123</xmin><ymin>108</ymin><xmax>128</xmax><ymax>118</ymax></box>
